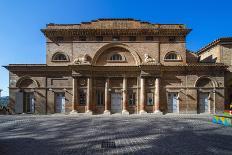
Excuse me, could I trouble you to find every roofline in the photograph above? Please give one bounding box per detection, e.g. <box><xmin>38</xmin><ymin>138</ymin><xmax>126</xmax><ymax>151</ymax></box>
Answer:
<box><xmin>197</xmin><ymin>37</ymin><xmax>232</xmax><ymax>54</ymax></box>
<box><xmin>46</xmin><ymin>18</ymin><xmax>186</xmax><ymax>26</ymax></box>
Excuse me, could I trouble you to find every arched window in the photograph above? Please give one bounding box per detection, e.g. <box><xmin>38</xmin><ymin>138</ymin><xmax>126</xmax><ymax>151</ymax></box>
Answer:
<box><xmin>110</xmin><ymin>54</ymin><xmax>122</xmax><ymax>61</ymax></box>
<box><xmin>166</xmin><ymin>53</ymin><xmax>177</xmax><ymax>59</ymax></box>
<box><xmin>52</xmin><ymin>52</ymin><xmax>69</xmax><ymax>61</ymax></box>
<box><xmin>164</xmin><ymin>52</ymin><xmax>182</xmax><ymax>61</ymax></box>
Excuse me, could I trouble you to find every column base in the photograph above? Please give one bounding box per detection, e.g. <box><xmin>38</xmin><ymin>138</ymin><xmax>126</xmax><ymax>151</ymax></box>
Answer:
<box><xmin>139</xmin><ymin>110</ymin><xmax>147</xmax><ymax>114</ymax></box>
<box><xmin>85</xmin><ymin>110</ymin><xmax>93</xmax><ymax>115</ymax></box>
<box><xmin>69</xmin><ymin>110</ymin><xmax>78</xmax><ymax>115</ymax></box>
<box><xmin>153</xmin><ymin>110</ymin><xmax>163</xmax><ymax>115</ymax></box>
<box><xmin>122</xmin><ymin>110</ymin><xmax>129</xmax><ymax>115</ymax></box>
<box><xmin>103</xmin><ymin>110</ymin><xmax>111</xmax><ymax>115</ymax></box>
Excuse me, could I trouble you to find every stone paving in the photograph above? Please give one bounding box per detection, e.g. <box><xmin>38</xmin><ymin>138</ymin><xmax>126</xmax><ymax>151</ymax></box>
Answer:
<box><xmin>0</xmin><ymin>114</ymin><xmax>231</xmax><ymax>155</ymax></box>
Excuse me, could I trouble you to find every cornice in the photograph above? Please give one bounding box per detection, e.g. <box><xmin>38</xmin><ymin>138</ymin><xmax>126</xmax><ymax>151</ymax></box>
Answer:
<box><xmin>41</xmin><ymin>29</ymin><xmax>191</xmax><ymax>38</ymax></box>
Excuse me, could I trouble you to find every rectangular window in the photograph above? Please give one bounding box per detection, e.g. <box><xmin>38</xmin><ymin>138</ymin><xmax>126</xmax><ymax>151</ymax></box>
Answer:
<box><xmin>128</xmin><ymin>92</ymin><xmax>136</xmax><ymax>105</ymax></box>
<box><xmin>145</xmin><ymin>36</ymin><xmax>153</xmax><ymax>41</ymax></box>
<box><xmin>79</xmin><ymin>36</ymin><xmax>86</xmax><ymax>41</ymax></box>
<box><xmin>96</xmin><ymin>36</ymin><xmax>103</xmax><ymax>41</ymax></box>
<box><xmin>129</xmin><ymin>36</ymin><xmax>136</xmax><ymax>41</ymax></box>
<box><xmin>146</xmin><ymin>92</ymin><xmax>154</xmax><ymax>106</ymax></box>
<box><xmin>96</xmin><ymin>91</ymin><xmax>104</xmax><ymax>106</ymax></box>
<box><xmin>112</xmin><ymin>36</ymin><xmax>120</xmax><ymax>41</ymax></box>
<box><xmin>79</xmin><ymin>90</ymin><xmax>86</xmax><ymax>105</ymax></box>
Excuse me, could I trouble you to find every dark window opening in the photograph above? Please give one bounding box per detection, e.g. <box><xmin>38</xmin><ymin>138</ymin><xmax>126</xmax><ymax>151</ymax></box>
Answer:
<box><xmin>128</xmin><ymin>92</ymin><xmax>136</xmax><ymax>105</ymax></box>
<box><xmin>169</xmin><ymin>36</ymin><xmax>176</xmax><ymax>42</ymax></box>
<box><xmin>145</xmin><ymin>36</ymin><xmax>154</xmax><ymax>41</ymax></box>
<box><xmin>96</xmin><ymin>91</ymin><xmax>104</xmax><ymax>105</ymax></box>
<box><xmin>96</xmin><ymin>36</ymin><xmax>103</xmax><ymax>41</ymax></box>
<box><xmin>110</xmin><ymin>54</ymin><xmax>122</xmax><ymax>61</ymax></box>
<box><xmin>79</xmin><ymin>36</ymin><xmax>87</xmax><ymax>41</ymax></box>
<box><xmin>165</xmin><ymin>53</ymin><xmax>178</xmax><ymax>60</ymax></box>
<box><xmin>129</xmin><ymin>36</ymin><xmax>136</xmax><ymax>41</ymax></box>
<box><xmin>56</xmin><ymin>36</ymin><xmax>64</xmax><ymax>42</ymax></box>
<box><xmin>79</xmin><ymin>90</ymin><xmax>86</xmax><ymax>105</ymax></box>
<box><xmin>53</xmin><ymin>53</ymin><xmax>67</xmax><ymax>61</ymax></box>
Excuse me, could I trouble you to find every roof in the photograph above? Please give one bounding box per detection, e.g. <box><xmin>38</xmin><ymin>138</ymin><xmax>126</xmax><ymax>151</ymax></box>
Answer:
<box><xmin>41</xmin><ymin>18</ymin><xmax>191</xmax><ymax>38</ymax></box>
<box><xmin>197</xmin><ymin>37</ymin><xmax>232</xmax><ymax>54</ymax></box>
<box><xmin>44</xmin><ymin>18</ymin><xmax>188</xmax><ymax>30</ymax></box>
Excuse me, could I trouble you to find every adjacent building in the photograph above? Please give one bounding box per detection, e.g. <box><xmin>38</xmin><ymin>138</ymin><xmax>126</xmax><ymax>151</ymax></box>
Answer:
<box><xmin>197</xmin><ymin>37</ymin><xmax>232</xmax><ymax>110</ymax></box>
<box><xmin>4</xmin><ymin>18</ymin><xmax>228</xmax><ymax>115</ymax></box>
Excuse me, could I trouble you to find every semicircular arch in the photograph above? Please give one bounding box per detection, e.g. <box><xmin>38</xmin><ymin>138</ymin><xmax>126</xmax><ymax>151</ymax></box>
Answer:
<box><xmin>16</xmin><ymin>76</ymin><xmax>40</xmax><ymax>88</ymax></box>
<box><xmin>92</xmin><ymin>43</ymin><xmax>141</xmax><ymax>65</ymax></box>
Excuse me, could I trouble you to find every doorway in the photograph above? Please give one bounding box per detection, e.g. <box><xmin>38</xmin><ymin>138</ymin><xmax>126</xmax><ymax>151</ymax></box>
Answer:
<box><xmin>167</xmin><ymin>92</ymin><xmax>179</xmax><ymax>113</ymax></box>
<box><xmin>198</xmin><ymin>93</ymin><xmax>209</xmax><ymax>113</ymax></box>
<box><xmin>111</xmin><ymin>93</ymin><xmax>122</xmax><ymax>114</ymax></box>
<box><xmin>55</xmin><ymin>92</ymin><xmax>65</xmax><ymax>113</ymax></box>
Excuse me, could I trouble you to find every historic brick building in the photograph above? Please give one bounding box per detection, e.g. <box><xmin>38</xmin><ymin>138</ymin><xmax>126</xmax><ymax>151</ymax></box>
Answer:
<box><xmin>4</xmin><ymin>18</ymin><xmax>228</xmax><ymax>115</ymax></box>
<box><xmin>197</xmin><ymin>37</ymin><xmax>232</xmax><ymax>110</ymax></box>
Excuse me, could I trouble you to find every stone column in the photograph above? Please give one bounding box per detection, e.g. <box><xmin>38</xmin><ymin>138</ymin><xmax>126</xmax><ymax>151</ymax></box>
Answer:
<box><xmin>213</xmin><ymin>89</ymin><xmax>216</xmax><ymax>114</ymax></box>
<box><xmin>122</xmin><ymin>77</ymin><xmax>129</xmax><ymax>115</ymax></box>
<box><xmin>70</xmin><ymin>78</ymin><xmax>78</xmax><ymax>114</ymax></box>
<box><xmin>104</xmin><ymin>78</ymin><xmax>110</xmax><ymax>115</ymax></box>
<box><xmin>86</xmin><ymin>77</ymin><xmax>93</xmax><ymax>114</ymax></box>
<box><xmin>140</xmin><ymin>77</ymin><xmax>147</xmax><ymax>114</ymax></box>
<box><xmin>154</xmin><ymin>78</ymin><xmax>162</xmax><ymax>114</ymax></box>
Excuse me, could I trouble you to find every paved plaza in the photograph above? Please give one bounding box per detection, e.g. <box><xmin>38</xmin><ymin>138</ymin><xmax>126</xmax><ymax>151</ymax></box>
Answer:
<box><xmin>0</xmin><ymin>114</ymin><xmax>231</xmax><ymax>155</ymax></box>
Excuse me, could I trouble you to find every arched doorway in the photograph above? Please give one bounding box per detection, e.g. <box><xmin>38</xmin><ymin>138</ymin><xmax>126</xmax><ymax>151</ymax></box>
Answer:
<box><xmin>195</xmin><ymin>77</ymin><xmax>216</xmax><ymax>114</ymax></box>
<box><xmin>15</xmin><ymin>77</ymin><xmax>38</xmax><ymax>114</ymax></box>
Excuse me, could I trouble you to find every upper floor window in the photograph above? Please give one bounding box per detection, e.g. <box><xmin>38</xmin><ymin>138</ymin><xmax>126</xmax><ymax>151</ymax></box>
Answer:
<box><xmin>52</xmin><ymin>52</ymin><xmax>69</xmax><ymax>61</ymax></box>
<box><xmin>164</xmin><ymin>52</ymin><xmax>182</xmax><ymax>61</ymax></box>
<box><xmin>166</xmin><ymin>53</ymin><xmax>177</xmax><ymax>59</ymax></box>
<box><xmin>110</xmin><ymin>54</ymin><xmax>122</xmax><ymax>61</ymax></box>
<box><xmin>129</xmin><ymin>36</ymin><xmax>136</xmax><ymax>41</ymax></box>
<box><xmin>112</xmin><ymin>36</ymin><xmax>120</xmax><ymax>41</ymax></box>
<box><xmin>96</xmin><ymin>36</ymin><xmax>103</xmax><ymax>41</ymax></box>
<box><xmin>145</xmin><ymin>36</ymin><xmax>154</xmax><ymax>41</ymax></box>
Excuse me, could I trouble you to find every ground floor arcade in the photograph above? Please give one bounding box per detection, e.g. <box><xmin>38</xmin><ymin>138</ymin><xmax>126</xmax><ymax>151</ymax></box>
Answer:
<box><xmin>6</xmin><ymin>65</ymin><xmax>226</xmax><ymax>115</ymax></box>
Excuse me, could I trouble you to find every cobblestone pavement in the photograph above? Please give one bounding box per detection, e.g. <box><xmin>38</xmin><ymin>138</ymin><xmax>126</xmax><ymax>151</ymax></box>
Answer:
<box><xmin>0</xmin><ymin>114</ymin><xmax>231</xmax><ymax>155</ymax></box>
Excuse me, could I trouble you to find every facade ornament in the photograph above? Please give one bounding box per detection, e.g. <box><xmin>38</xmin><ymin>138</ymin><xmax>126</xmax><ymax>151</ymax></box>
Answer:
<box><xmin>144</xmin><ymin>53</ymin><xmax>156</xmax><ymax>63</ymax></box>
<box><xmin>74</xmin><ymin>54</ymin><xmax>91</xmax><ymax>64</ymax></box>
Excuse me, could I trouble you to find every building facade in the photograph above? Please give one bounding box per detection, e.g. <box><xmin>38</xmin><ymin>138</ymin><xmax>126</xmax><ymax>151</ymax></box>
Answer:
<box><xmin>197</xmin><ymin>37</ymin><xmax>232</xmax><ymax>110</ymax></box>
<box><xmin>4</xmin><ymin>19</ymin><xmax>228</xmax><ymax>115</ymax></box>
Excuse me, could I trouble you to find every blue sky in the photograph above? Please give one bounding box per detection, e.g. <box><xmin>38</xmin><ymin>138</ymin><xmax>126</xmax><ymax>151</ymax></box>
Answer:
<box><xmin>0</xmin><ymin>0</ymin><xmax>232</xmax><ymax>96</ymax></box>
